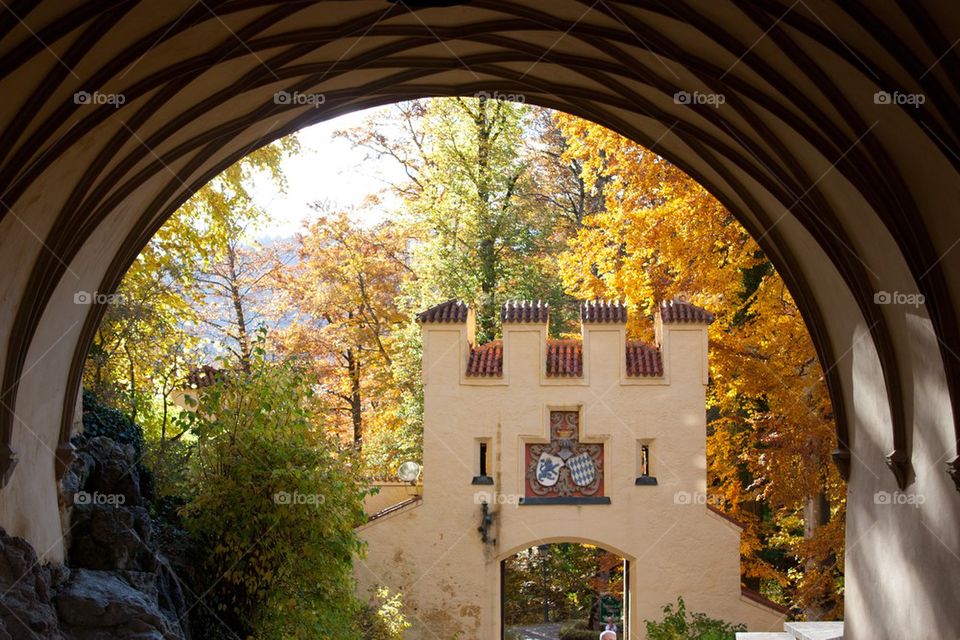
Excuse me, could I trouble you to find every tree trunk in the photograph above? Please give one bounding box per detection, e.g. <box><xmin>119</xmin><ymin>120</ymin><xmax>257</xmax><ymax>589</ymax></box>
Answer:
<box><xmin>803</xmin><ymin>491</ymin><xmax>831</xmax><ymax>619</ymax></box>
<box><xmin>124</xmin><ymin>342</ymin><xmax>136</xmax><ymax>424</ymax></box>
<box><xmin>478</xmin><ymin>236</ymin><xmax>497</xmax><ymax>340</ymax></box>
<box><xmin>226</xmin><ymin>244</ymin><xmax>251</xmax><ymax>371</ymax></box>
<box><xmin>346</xmin><ymin>348</ymin><xmax>363</xmax><ymax>447</ymax></box>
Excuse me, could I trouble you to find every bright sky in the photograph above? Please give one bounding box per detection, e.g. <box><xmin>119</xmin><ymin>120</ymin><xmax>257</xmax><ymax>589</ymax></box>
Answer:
<box><xmin>249</xmin><ymin>105</ymin><xmax>406</xmax><ymax>240</ymax></box>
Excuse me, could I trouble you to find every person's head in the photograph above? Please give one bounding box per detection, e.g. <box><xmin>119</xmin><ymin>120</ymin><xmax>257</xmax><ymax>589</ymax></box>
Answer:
<box><xmin>600</xmin><ymin>630</ymin><xmax>616</xmax><ymax>640</ymax></box>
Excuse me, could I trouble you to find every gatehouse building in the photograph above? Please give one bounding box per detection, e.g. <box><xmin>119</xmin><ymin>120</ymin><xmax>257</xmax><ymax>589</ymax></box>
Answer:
<box><xmin>355</xmin><ymin>298</ymin><xmax>786</xmax><ymax>639</ymax></box>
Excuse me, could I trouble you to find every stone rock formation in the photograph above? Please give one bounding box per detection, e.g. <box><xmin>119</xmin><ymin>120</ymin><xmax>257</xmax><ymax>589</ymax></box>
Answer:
<box><xmin>0</xmin><ymin>435</ymin><xmax>191</xmax><ymax>640</ymax></box>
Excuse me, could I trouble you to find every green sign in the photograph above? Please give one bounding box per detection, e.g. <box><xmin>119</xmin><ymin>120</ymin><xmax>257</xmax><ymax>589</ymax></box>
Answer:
<box><xmin>599</xmin><ymin>594</ymin><xmax>622</xmax><ymax>620</ymax></box>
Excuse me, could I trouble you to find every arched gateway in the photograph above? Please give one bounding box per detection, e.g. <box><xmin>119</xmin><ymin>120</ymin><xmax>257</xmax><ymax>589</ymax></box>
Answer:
<box><xmin>355</xmin><ymin>299</ymin><xmax>786</xmax><ymax>637</ymax></box>
<box><xmin>1</xmin><ymin>3</ymin><xmax>959</xmax><ymax>637</ymax></box>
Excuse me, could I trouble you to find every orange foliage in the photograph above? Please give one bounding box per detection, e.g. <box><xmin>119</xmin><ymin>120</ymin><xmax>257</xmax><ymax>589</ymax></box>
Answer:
<box><xmin>554</xmin><ymin>112</ymin><xmax>845</xmax><ymax>617</ymax></box>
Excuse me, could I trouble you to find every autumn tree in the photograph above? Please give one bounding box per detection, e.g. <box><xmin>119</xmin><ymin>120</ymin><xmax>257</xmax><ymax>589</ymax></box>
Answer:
<box><xmin>339</xmin><ymin>98</ymin><xmax>563</xmax><ymax>341</ymax></box>
<box><xmin>554</xmin><ymin>112</ymin><xmax>844</xmax><ymax>618</ymax></box>
<box><xmin>84</xmin><ymin>137</ymin><xmax>299</xmax><ymax>456</ymax></box>
<box><xmin>273</xmin><ymin>208</ymin><xmax>411</xmax><ymax>452</ymax></box>
<box><xmin>187</xmin><ymin>139</ymin><xmax>299</xmax><ymax>368</ymax></box>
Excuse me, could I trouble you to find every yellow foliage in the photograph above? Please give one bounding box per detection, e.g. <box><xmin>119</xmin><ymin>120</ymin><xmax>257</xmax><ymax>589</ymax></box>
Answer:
<box><xmin>554</xmin><ymin>112</ymin><xmax>845</xmax><ymax>617</ymax></box>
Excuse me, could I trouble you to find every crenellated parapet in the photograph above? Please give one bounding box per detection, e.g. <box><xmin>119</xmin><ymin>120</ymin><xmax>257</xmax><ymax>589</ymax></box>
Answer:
<box><xmin>418</xmin><ymin>298</ymin><xmax>712</xmax><ymax>384</ymax></box>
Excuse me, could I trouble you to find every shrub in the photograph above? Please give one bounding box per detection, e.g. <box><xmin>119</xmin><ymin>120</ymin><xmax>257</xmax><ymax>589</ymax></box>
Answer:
<box><xmin>645</xmin><ymin>596</ymin><xmax>746</xmax><ymax>640</ymax></box>
<box><xmin>77</xmin><ymin>389</ymin><xmax>145</xmax><ymax>458</ymax></box>
<box><xmin>178</xmin><ymin>346</ymin><xmax>369</xmax><ymax>639</ymax></box>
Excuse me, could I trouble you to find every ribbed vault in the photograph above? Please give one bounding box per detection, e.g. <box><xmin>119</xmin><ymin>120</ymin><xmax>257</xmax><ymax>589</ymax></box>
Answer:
<box><xmin>1</xmin><ymin>2</ymin><xmax>959</xmax><ymax>636</ymax></box>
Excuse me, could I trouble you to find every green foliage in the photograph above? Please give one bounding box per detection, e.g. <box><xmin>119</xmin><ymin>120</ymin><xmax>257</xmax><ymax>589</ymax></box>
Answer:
<box><xmin>644</xmin><ymin>597</ymin><xmax>746</xmax><ymax>640</ymax></box>
<box><xmin>77</xmin><ymin>390</ymin><xmax>145</xmax><ymax>459</ymax></box>
<box><xmin>503</xmin><ymin>543</ymin><xmax>622</xmax><ymax>626</ymax></box>
<box><xmin>83</xmin><ymin>136</ymin><xmax>298</xmax><ymax>429</ymax></box>
<box><xmin>178</xmin><ymin>338</ymin><xmax>368</xmax><ymax>639</ymax></box>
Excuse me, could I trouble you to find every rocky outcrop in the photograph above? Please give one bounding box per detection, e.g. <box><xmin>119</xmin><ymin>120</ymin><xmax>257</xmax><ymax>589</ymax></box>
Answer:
<box><xmin>0</xmin><ymin>435</ymin><xmax>191</xmax><ymax>640</ymax></box>
<box><xmin>59</xmin><ymin>436</ymin><xmax>190</xmax><ymax>640</ymax></box>
<box><xmin>56</xmin><ymin>569</ymin><xmax>183</xmax><ymax>640</ymax></box>
<box><xmin>0</xmin><ymin>528</ymin><xmax>63</xmax><ymax>640</ymax></box>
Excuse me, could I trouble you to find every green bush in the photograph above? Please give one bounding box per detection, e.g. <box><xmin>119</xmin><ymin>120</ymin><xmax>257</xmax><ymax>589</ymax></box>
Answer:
<box><xmin>645</xmin><ymin>596</ymin><xmax>746</xmax><ymax>640</ymax></box>
<box><xmin>177</xmin><ymin>345</ymin><xmax>369</xmax><ymax>639</ymax></box>
<box><xmin>77</xmin><ymin>389</ymin><xmax>145</xmax><ymax>458</ymax></box>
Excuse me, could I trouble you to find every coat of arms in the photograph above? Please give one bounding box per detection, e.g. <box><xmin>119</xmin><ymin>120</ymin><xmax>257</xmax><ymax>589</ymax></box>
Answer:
<box><xmin>526</xmin><ymin>411</ymin><xmax>603</xmax><ymax>498</ymax></box>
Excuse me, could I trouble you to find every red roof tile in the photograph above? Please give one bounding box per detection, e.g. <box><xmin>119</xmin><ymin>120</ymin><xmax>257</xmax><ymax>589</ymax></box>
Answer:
<box><xmin>659</xmin><ymin>299</ymin><xmax>714</xmax><ymax>324</ymax></box>
<box><xmin>502</xmin><ymin>300</ymin><xmax>549</xmax><ymax>323</ymax></box>
<box><xmin>185</xmin><ymin>364</ymin><xmax>224</xmax><ymax>388</ymax></box>
<box><xmin>417</xmin><ymin>299</ymin><xmax>469</xmax><ymax>323</ymax></box>
<box><xmin>466</xmin><ymin>340</ymin><xmax>503</xmax><ymax>377</ymax></box>
<box><xmin>625</xmin><ymin>341</ymin><xmax>663</xmax><ymax>376</ymax></box>
<box><xmin>581</xmin><ymin>300</ymin><xmax>627</xmax><ymax>323</ymax></box>
<box><xmin>546</xmin><ymin>339</ymin><xmax>582</xmax><ymax>377</ymax></box>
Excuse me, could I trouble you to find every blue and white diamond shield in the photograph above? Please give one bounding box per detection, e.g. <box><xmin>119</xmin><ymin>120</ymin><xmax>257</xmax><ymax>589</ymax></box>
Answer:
<box><xmin>567</xmin><ymin>452</ymin><xmax>596</xmax><ymax>487</ymax></box>
<box><xmin>536</xmin><ymin>452</ymin><xmax>563</xmax><ymax>487</ymax></box>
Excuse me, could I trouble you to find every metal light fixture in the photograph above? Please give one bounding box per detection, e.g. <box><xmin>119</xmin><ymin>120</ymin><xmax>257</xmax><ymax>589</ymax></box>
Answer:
<box><xmin>397</xmin><ymin>460</ymin><xmax>421</xmax><ymax>484</ymax></box>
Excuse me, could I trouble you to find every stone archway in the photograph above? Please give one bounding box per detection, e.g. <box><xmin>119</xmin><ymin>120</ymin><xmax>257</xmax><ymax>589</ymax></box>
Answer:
<box><xmin>499</xmin><ymin>539</ymin><xmax>631</xmax><ymax>640</ymax></box>
<box><xmin>1</xmin><ymin>2</ymin><xmax>959</xmax><ymax>637</ymax></box>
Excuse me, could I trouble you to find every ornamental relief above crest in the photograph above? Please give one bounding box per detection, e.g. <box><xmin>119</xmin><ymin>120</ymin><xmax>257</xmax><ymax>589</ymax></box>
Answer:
<box><xmin>525</xmin><ymin>411</ymin><xmax>604</xmax><ymax>498</ymax></box>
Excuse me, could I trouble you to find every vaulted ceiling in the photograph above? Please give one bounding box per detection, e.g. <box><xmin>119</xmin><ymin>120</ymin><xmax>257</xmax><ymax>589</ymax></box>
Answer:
<box><xmin>1</xmin><ymin>0</ymin><xmax>959</xmax><ymax>508</ymax></box>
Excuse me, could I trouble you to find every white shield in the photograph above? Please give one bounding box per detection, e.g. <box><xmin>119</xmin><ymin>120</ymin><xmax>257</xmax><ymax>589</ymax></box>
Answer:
<box><xmin>536</xmin><ymin>452</ymin><xmax>564</xmax><ymax>487</ymax></box>
<box><xmin>567</xmin><ymin>452</ymin><xmax>597</xmax><ymax>487</ymax></box>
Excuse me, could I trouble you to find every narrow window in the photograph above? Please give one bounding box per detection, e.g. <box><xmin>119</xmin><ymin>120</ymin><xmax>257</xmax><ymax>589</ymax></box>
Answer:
<box><xmin>473</xmin><ymin>438</ymin><xmax>493</xmax><ymax>484</ymax></box>
<box><xmin>635</xmin><ymin>440</ymin><xmax>657</xmax><ymax>485</ymax></box>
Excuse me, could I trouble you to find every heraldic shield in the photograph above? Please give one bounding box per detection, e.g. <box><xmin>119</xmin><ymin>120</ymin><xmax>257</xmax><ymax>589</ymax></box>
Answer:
<box><xmin>566</xmin><ymin>452</ymin><xmax>597</xmax><ymax>487</ymax></box>
<box><xmin>536</xmin><ymin>453</ymin><xmax>564</xmax><ymax>487</ymax></box>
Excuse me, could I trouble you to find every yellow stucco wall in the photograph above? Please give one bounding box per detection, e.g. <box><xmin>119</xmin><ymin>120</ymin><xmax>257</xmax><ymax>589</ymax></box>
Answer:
<box><xmin>356</xmin><ymin>307</ymin><xmax>785</xmax><ymax>639</ymax></box>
